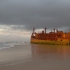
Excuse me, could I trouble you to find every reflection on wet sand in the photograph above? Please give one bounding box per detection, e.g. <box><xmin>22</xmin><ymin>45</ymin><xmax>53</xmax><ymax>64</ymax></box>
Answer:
<box><xmin>0</xmin><ymin>44</ymin><xmax>70</xmax><ymax>70</ymax></box>
<box><xmin>31</xmin><ymin>44</ymin><xmax>70</xmax><ymax>59</ymax></box>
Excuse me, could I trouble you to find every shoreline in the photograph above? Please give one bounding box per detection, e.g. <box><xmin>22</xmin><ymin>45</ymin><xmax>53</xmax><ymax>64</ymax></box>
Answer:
<box><xmin>0</xmin><ymin>44</ymin><xmax>32</xmax><ymax>66</ymax></box>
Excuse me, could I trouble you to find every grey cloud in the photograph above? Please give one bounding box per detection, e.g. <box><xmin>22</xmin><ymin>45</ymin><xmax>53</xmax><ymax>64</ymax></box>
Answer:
<box><xmin>9</xmin><ymin>25</ymin><xmax>26</xmax><ymax>31</ymax></box>
<box><xmin>0</xmin><ymin>0</ymin><xmax>70</xmax><ymax>31</ymax></box>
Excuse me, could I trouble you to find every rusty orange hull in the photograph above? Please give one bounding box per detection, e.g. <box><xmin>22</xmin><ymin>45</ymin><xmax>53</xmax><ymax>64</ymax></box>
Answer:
<box><xmin>31</xmin><ymin>27</ymin><xmax>70</xmax><ymax>45</ymax></box>
<box><xmin>31</xmin><ymin>39</ymin><xmax>70</xmax><ymax>45</ymax></box>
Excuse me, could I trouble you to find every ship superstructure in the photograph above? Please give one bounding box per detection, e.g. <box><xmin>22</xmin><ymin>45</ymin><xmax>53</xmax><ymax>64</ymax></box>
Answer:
<box><xmin>31</xmin><ymin>27</ymin><xmax>70</xmax><ymax>45</ymax></box>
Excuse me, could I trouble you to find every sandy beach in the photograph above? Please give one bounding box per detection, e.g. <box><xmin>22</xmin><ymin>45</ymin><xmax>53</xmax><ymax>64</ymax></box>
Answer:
<box><xmin>0</xmin><ymin>44</ymin><xmax>70</xmax><ymax>70</ymax></box>
<box><xmin>0</xmin><ymin>44</ymin><xmax>32</xmax><ymax>70</ymax></box>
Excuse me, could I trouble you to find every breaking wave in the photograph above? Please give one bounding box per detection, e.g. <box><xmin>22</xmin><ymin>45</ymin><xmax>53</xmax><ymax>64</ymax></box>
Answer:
<box><xmin>0</xmin><ymin>41</ymin><xmax>25</xmax><ymax>50</ymax></box>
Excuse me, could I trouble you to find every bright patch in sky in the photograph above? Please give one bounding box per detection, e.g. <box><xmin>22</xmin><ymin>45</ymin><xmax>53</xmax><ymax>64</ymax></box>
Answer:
<box><xmin>0</xmin><ymin>25</ymin><xmax>31</xmax><ymax>42</ymax></box>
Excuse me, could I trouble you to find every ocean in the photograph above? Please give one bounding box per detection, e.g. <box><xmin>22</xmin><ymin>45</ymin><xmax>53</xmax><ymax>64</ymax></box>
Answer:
<box><xmin>0</xmin><ymin>41</ymin><xmax>25</xmax><ymax>50</ymax></box>
<box><xmin>0</xmin><ymin>42</ymin><xmax>70</xmax><ymax>70</ymax></box>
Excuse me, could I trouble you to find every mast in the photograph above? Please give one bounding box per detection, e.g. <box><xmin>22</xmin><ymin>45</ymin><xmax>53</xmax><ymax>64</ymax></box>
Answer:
<box><xmin>54</xmin><ymin>28</ymin><xmax>55</xmax><ymax>33</ymax></box>
<box><xmin>33</xmin><ymin>27</ymin><xmax>35</xmax><ymax>33</ymax></box>
<box><xmin>45</xmin><ymin>27</ymin><xmax>47</xmax><ymax>33</ymax></box>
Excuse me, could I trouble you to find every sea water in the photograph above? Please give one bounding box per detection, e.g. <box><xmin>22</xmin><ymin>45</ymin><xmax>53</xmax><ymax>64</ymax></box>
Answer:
<box><xmin>0</xmin><ymin>41</ymin><xmax>25</xmax><ymax>50</ymax></box>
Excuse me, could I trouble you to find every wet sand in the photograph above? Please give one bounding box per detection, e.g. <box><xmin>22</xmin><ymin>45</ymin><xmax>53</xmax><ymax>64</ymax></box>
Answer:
<box><xmin>0</xmin><ymin>44</ymin><xmax>70</xmax><ymax>70</ymax></box>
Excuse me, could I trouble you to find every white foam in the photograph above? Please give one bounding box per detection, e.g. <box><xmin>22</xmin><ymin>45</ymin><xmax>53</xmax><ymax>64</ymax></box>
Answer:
<box><xmin>0</xmin><ymin>41</ymin><xmax>25</xmax><ymax>50</ymax></box>
<box><xmin>0</xmin><ymin>43</ymin><xmax>14</xmax><ymax>50</ymax></box>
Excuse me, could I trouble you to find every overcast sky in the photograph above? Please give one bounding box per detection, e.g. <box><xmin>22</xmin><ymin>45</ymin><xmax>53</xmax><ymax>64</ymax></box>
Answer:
<box><xmin>0</xmin><ymin>0</ymin><xmax>70</xmax><ymax>42</ymax></box>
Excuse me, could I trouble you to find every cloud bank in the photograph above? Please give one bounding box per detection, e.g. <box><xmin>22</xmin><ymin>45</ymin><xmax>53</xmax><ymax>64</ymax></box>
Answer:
<box><xmin>0</xmin><ymin>0</ymin><xmax>70</xmax><ymax>31</ymax></box>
